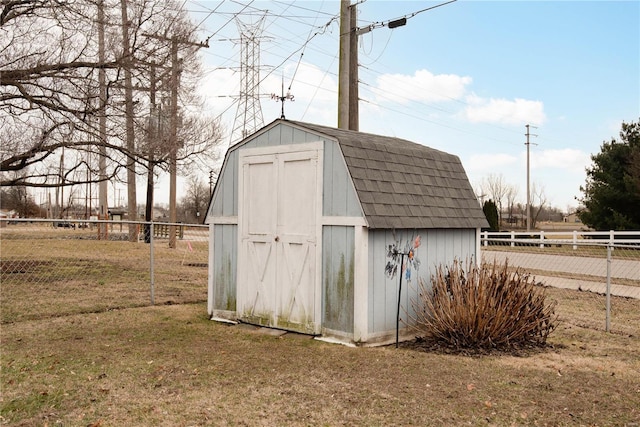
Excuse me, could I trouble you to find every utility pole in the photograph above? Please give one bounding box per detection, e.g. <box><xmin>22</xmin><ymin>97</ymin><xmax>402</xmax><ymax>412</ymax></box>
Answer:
<box><xmin>169</xmin><ymin>38</ymin><xmax>179</xmax><ymax>249</ymax></box>
<box><xmin>56</xmin><ymin>150</ymin><xmax>64</xmax><ymax>219</ymax></box>
<box><xmin>348</xmin><ymin>2</ymin><xmax>359</xmax><ymax>131</ymax></box>
<box><xmin>97</xmin><ymin>0</ymin><xmax>108</xmax><ymax>238</ymax></box>
<box><xmin>525</xmin><ymin>124</ymin><xmax>537</xmax><ymax>231</ymax></box>
<box><xmin>338</xmin><ymin>0</ymin><xmax>350</xmax><ymax>129</ymax></box>
<box><xmin>339</xmin><ymin>0</ymin><xmax>456</xmax><ymax>131</ymax></box>
<box><xmin>120</xmin><ymin>0</ymin><xmax>137</xmax><ymax>242</ymax></box>
<box><xmin>526</xmin><ymin>124</ymin><xmax>531</xmax><ymax>231</ymax></box>
<box><xmin>139</xmin><ymin>34</ymin><xmax>208</xmax><ymax>248</ymax></box>
<box><xmin>144</xmin><ymin>63</ymin><xmax>157</xmax><ymax>243</ymax></box>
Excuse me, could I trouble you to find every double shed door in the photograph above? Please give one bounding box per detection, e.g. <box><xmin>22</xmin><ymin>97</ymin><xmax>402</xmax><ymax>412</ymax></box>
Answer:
<box><xmin>237</xmin><ymin>143</ymin><xmax>322</xmax><ymax>334</ymax></box>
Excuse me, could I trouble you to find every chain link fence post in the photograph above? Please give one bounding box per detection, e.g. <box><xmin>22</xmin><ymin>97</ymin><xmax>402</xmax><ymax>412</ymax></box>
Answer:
<box><xmin>150</xmin><ymin>220</ymin><xmax>155</xmax><ymax>305</ymax></box>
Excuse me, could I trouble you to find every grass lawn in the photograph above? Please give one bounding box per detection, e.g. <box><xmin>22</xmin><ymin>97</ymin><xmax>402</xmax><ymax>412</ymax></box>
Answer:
<box><xmin>2</xmin><ymin>298</ymin><xmax>639</xmax><ymax>426</ymax></box>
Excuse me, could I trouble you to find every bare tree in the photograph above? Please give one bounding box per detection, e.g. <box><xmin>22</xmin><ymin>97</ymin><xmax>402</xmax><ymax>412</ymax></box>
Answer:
<box><xmin>530</xmin><ymin>183</ymin><xmax>548</xmax><ymax>229</ymax></box>
<box><xmin>505</xmin><ymin>184</ymin><xmax>519</xmax><ymax>226</ymax></box>
<box><xmin>481</xmin><ymin>173</ymin><xmax>508</xmax><ymax>227</ymax></box>
<box><xmin>0</xmin><ymin>185</ymin><xmax>41</xmax><ymax>217</ymax></box>
<box><xmin>1</xmin><ymin>0</ymin><xmax>224</xmax><ymax>224</ymax></box>
<box><xmin>179</xmin><ymin>176</ymin><xmax>209</xmax><ymax>224</ymax></box>
<box><xmin>473</xmin><ymin>182</ymin><xmax>487</xmax><ymax>206</ymax></box>
<box><xmin>1</xmin><ymin>0</ymin><xmax>129</xmax><ymax>187</ymax></box>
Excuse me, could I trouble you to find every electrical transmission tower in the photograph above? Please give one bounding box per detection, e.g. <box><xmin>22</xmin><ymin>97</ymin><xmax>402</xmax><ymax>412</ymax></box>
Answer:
<box><xmin>230</xmin><ymin>16</ymin><xmax>267</xmax><ymax>143</ymax></box>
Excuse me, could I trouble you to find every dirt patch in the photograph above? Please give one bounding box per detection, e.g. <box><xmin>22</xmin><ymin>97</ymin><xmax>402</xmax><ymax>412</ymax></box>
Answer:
<box><xmin>399</xmin><ymin>335</ymin><xmax>556</xmax><ymax>358</ymax></box>
<box><xmin>0</xmin><ymin>259</ymin><xmax>54</xmax><ymax>274</ymax></box>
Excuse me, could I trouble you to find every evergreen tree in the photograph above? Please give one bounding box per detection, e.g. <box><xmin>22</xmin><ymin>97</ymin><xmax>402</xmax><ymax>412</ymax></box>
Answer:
<box><xmin>482</xmin><ymin>199</ymin><xmax>499</xmax><ymax>231</ymax></box>
<box><xmin>578</xmin><ymin>119</ymin><xmax>640</xmax><ymax>230</ymax></box>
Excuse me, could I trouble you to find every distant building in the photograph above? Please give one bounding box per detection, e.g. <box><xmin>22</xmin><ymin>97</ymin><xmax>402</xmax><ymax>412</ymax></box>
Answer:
<box><xmin>563</xmin><ymin>212</ymin><xmax>582</xmax><ymax>223</ymax></box>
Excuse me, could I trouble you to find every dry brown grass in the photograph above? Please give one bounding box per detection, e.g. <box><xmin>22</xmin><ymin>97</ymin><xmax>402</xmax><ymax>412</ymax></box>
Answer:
<box><xmin>1</xmin><ymin>229</ymin><xmax>208</xmax><ymax>324</ymax></box>
<box><xmin>1</xmin><ymin>231</ymin><xmax>640</xmax><ymax>426</ymax></box>
<box><xmin>2</xmin><ymin>300</ymin><xmax>639</xmax><ymax>426</ymax></box>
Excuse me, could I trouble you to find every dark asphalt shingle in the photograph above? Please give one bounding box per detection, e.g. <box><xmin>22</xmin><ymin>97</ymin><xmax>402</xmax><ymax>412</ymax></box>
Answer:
<box><xmin>287</xmin><ymin>120</ymin><xmax>489</xmax><ymax>230</ymax></box>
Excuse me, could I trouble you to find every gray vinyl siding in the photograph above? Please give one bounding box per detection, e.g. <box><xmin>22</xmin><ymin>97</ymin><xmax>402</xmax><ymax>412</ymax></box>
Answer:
<box><xmin>323</xmin><ymin>140</ymin><xmax>362</xmax><ymax>217</ymax></box>
<box><xmin>423</xmin><ymin>229</ymin><xmax>478</xmax><ymax>273</ymax></box>
<box><xmin>208</xmin><ymin>150</ymin><xmax>238</xmax><ymax>217</ymax></box>
<box><xmin>322</xmin><ymin>226</ymin><xmax>355</xmax><ymax>333</ymax></box>
<box><xmin>207</xmin><ymin>123</ymin><xmax>362</xmax><ymax>221</ymax></box>
<box><xmin>243</xmin><ymin>126</ymin><xmax>361</xmax><ymax>218</ymax></box>
<box><xmin>367</xmin><ymin>228</ymin><xmax>477</xmax><ymax>334</ymax></box>
<box><xmin>245</xmin><ymin>125</ymin><xmax>321</xmax><ymax>148</ymax></box>
<box><xmin>212</xmin><ymin>224</ymin><xmax>237</xmax><ymax>312</ymax></box>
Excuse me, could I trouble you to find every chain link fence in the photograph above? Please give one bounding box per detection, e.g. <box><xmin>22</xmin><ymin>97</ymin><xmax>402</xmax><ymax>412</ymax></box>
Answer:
<box><xmin>0</xmin><ymin>219</ymin><xmax>209</xmax><ymax>324</ymax></box>
<box><xmin>481</xmin><ymin>231</ymin><xmax>640</xmax><ymax>336</ymax></box>
<box><xmin>3</xmin><ymin>221</ymin><xmax>639</xmax><ymax>337</ymax></box>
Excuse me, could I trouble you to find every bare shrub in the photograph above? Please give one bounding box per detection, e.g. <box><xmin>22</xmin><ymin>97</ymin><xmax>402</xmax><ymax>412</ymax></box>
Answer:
<box><xmin>412</xmin><ymin>260</ymin><xmax>557</xmax><ymax>350</ymax></box>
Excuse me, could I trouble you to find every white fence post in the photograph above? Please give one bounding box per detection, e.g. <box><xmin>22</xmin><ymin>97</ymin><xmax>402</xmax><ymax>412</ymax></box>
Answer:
<box><xmin>539</xmin><ymin>230</ymin><xmax>545</xmax><ymax>248</ymax></box>
<box><xmin>483</xmin><ymin>230</ymin><xmax>488</xmax><ymax>247</ymax></box>
<box><xmin>610</xmin><ymin>230</ymin><xmax>615</xmax><ymax>252</ymax></box>
<box><xmin>510</xmin><ymin>230</ymin><xmax>515</xmax><ymax>247</ymax></box>
<box><xmin>606</xmin><ymin>244</ymin><xmax>611</xmax><ymax>333</ymax></box>
<box><xmin>572</xmin><ymin>230</ymin><xmax>577</xmax><ymax>251</ymax></box>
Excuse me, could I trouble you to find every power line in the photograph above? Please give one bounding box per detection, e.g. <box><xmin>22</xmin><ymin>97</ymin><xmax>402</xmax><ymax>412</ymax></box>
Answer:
<box><xmin>286</xmin><ymin>13</ymin><xmax>339</xmax><ymax>92</ymax></box>
<box><xmin>301</xmin><ymin>54</ymin><xmax>338</xmax><ymax>121</ymax></box>
<box><xmin>357</xmin><ymin>63</ymin><xmax>527</xmax><ymax>138</ymax></box>
<box><xmin>271</xmin><ymin>1</ymin><xmax>337</xmax><ymax>17</ymax></box>
<box><xmin>198</xmin><ymin>0</ymin><xmax>256</xmax><ymax>44</ymax></box>
<box><xmin>355</xmin><ymin>0</ymin><xmax>458</xmax><ymax>36</ymax></box>
<box><xmin>191</xmin><ymin>0</ymin><xmax>226</xmax><ymax>32</ymax></box>
<box><xmin>191</xmin><ymin>0</ymin><xmax>525</xmax><ymax>147</ymax></box>
<box><xmin>174</xmin><ymin>2</ymin><xmax>532</xmax><ymax>148</ymax></box>
<box><xmin>255</xmin><ymin>13</ymin><xmax>339</xmax><ymax>93</ymax></box>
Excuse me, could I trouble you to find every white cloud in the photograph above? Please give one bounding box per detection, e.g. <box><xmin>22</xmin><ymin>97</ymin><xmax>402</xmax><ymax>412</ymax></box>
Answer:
<box><xmin>261</xmin><ymin>62</ymin><xmax>338</xmax><ymax>125</ymax></box>
<box><xmin>374</xmin><ymin>69</ymin><xmax>472</xmax><ymax>104</ymax></box>
<box><xmin>530</xmin><ymin>148</ymin><xmax>590</xmax><ymax>173</ymax></box>
<box><xmin>198</xmin><ymin>62</ymin><xmax>340</xmax><ymax>128</ymax></box>
<box><xmin>276</xmin><ymin>62</ymin><xmax>338</xmax><ymax>104</ymax></box>
<box><xmin>464</xmin><ymin>95</ymin><xmax>546</xmax><ymax>126</ymax></box>
<box><xmin>199</xmin><ymin>67</ymin><xmax>238</xmax><ymax>115</ymax></box>
<box><xmin>464</xmin><ymin>153</ymin><xmax>519</xmax><ymax>173</ymax></box>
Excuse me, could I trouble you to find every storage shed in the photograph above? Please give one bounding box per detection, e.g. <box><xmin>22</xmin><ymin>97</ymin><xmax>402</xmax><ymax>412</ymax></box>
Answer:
<box><xmin>205</xmin><ymin>119</ymin><xmax>488</xmax><ymax>345</ymax></box>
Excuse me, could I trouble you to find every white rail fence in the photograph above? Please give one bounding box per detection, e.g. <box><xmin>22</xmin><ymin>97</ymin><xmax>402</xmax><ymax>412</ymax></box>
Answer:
<box><xmin>481</xmin><ymin>230</ymin><xmax>640</xmax><ymax>250</ymax></box>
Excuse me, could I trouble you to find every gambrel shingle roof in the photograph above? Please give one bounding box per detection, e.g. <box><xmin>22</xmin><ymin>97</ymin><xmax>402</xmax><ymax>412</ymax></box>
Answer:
<box><xmin>287</xmin><ymin>120</ymin><xmax>489</xmax><ymax>229</ymax></box>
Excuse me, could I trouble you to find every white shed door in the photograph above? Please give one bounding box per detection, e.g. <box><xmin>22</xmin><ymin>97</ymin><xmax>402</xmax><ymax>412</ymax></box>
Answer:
<box><xmin>238</xmin><ymin>145</ymin><xmax>321</xmax><ymax>334</ymax></box>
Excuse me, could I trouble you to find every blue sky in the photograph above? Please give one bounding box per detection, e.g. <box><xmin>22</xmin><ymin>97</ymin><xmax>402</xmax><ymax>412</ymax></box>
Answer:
<box><xmin>175</xmin><ymin>0</ymin><xmax>640</xmax><ymax>212</ymax></box>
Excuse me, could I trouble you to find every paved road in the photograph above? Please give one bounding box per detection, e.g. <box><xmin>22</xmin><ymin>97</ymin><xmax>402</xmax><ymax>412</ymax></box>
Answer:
<box><xmin>482</xmin><ymin>250</ymin><xmax>640</xmax><ymax>299</ymax></box>
<box><xmin>483</xmin><ymin>250</ymin><xmax>639</xmax><ymax>280</ymax></box>
<box><xmin>536</xmin><ymin>275</ymin><xmax>640</xmax><ymax>299</ymax></box>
